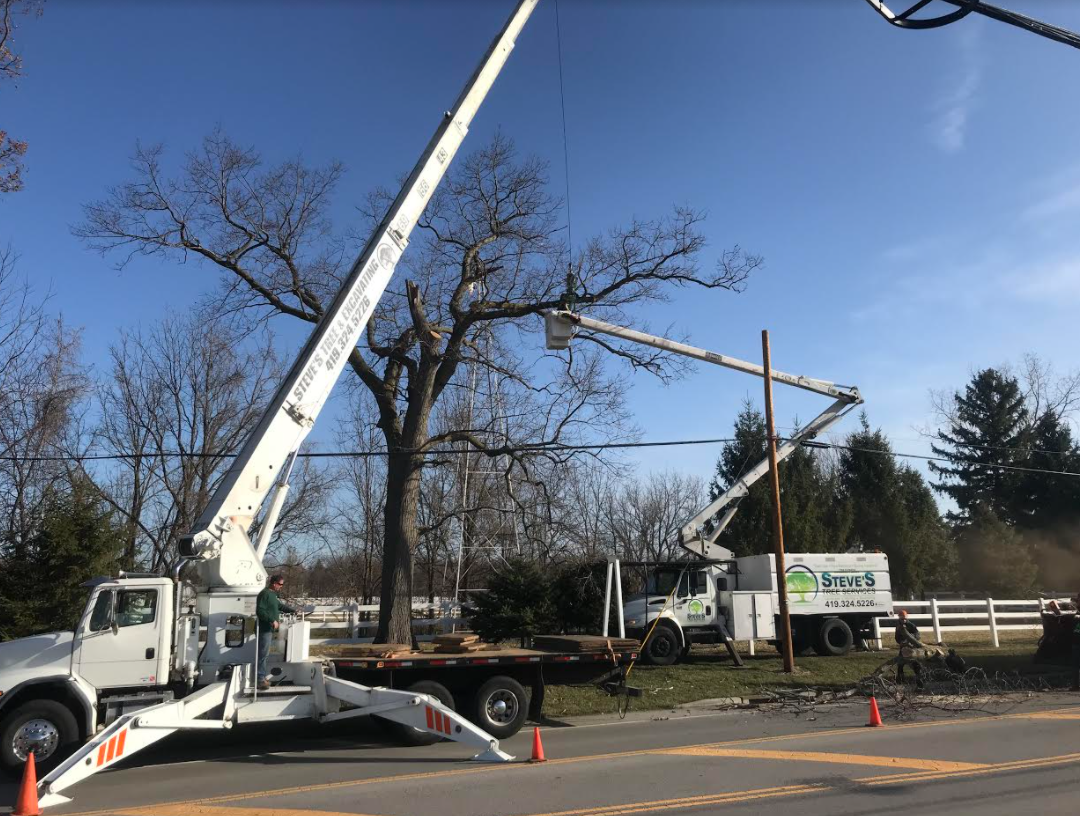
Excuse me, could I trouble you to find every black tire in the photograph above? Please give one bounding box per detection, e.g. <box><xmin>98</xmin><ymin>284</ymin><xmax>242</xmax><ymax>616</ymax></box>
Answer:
<box><xmin>378</xmin><ymin>680</ymin><xmax>455</xmax><ymax>747</ymax></box>
<box><xmin>814</xmin><ymin>618</ymin><xmax>853</xmax><ymax>656</ymax></box>
<box><xmin>0</xmin><ymin>699</ymin><xmax>80</xmax><ymax>776</ymax></box>
<box><xmin>643</xmin><ymin>626</ymin><xmax>680</xmax><ymax>666</ymax></box>
<box><xmin>471</xmin><ymin>676</ymin><xmax>529</xmax><ymax>739</ymax></box>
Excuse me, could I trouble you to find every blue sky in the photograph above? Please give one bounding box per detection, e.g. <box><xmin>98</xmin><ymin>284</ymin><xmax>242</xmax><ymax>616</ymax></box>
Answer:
<box><xmin>3</xmin><ymin>0</ymin><xmax>1079</xmax><ymax>491</ymax></box>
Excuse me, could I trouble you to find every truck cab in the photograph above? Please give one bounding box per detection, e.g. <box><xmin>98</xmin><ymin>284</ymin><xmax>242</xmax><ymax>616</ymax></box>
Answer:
<box><xmin>0</xmin><ymin>576</ymin><xmax>173</xmax><ymax>773</ymax></box>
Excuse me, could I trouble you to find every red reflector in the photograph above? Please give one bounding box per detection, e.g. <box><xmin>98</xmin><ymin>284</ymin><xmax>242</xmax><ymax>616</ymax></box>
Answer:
<box><xmin>425</xmin><ymin>706</ymin><xmax>434</xmax><ymax>729</ymax></box>
<box><xmin>115</xmin><ymin>729</ymin><xmax>127</xmax><ymax>758</ymax></box>
<box><xmin>430</xmin><ymin>660</ymin><xmax>447</xmax><ymax>666</ymax></box>
<box><xmin>96</xmin><ymin>743</ymin><xmax>107</xmax><ymax>767</ymax></box>
<box><xmin>105</xmin><ymin>735</ymin><xmax>117</xmax><ymax>762</ymax></box>
<box><xmin>442</xmin><ymin>714</ymin><xmax>452</xmax><ymax>734</ymax></box>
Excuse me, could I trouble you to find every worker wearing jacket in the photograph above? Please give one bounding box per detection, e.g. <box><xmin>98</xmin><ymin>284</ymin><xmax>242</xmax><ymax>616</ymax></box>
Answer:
<box><xmin>894</xmin><ymin>610</ymin><xmax>925</xmax><ymax>689</ymax></box>
<box><xmin>256</xmin><ymin>574</ymin><xmax>297</xmax><ymax>689</ymax></box>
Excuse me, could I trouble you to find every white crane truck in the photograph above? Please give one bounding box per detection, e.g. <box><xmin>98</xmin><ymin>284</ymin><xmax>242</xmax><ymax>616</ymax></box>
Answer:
<box><xmin>545</xmin><ymin>311</ymin><xmax>894</xmax><ymax>665</ymax></box>
<box><xmin>0</xmin><ymin>2</ymin><xmax>552</xmax><ymax>807</ymax></box>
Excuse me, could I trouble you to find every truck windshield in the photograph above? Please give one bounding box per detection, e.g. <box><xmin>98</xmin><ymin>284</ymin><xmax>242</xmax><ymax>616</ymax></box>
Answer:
<box><xmin>646</xmin><ymin>570</ymin><xmax>688</xmax><ymax>598</ymax></box>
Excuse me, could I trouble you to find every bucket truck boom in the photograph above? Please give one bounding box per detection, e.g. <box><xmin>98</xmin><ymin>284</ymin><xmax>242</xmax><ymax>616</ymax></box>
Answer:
<box><xmin>544</xmin><ymin>309</ymin><xmax>863</xmax><ymax>559</ymax></box>
<box><xmin>0</xmin><ymin>2</ymin><xmax>541</xmax><ymax>806</ymax></box>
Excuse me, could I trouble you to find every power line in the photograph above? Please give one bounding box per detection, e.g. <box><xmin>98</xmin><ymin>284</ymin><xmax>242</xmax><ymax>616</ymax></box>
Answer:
<box><xmin>5</xmin><ymin>436</ymin><xmax>1079</xmax><ymax>478</ymax></box>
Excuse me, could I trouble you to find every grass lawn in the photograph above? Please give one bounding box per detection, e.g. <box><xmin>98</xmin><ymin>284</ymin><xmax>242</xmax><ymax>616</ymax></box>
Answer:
<box><xmin>543</xmin><ymin>631</ymin><xmax>1068</xmax><ymax>718</ymax></box>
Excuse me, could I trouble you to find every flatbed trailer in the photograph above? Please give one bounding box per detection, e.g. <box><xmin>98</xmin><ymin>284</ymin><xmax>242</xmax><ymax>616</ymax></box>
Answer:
<box><xmin>330</xmin><ymin>646</ymin><xmax>639</xmax><ymax>740</ymax></box>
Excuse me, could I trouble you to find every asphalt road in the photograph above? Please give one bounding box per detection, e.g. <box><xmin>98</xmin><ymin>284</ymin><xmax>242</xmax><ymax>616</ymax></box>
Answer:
<box><xmin>4</xmin><ymin>693</ymin><xmax>1080</xmax><ymax>816</ymax></box>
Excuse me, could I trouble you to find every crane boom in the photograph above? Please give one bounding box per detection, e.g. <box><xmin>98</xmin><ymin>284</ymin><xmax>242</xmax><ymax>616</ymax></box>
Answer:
<box><xmin>181</xmin><ymin>0</ymin><xmax>540</xmax><ymax>590</ymax></box>
<box><xmin>544</xmin><ymin>309</ymin><xmax>863</xmax><ymax>560</ymax></box>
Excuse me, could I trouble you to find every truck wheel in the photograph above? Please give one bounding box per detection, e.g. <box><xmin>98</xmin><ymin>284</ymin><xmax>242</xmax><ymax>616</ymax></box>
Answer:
<box><xmin>472</xmin><ymin>676</ymin><xmax>528</xmax><ymax>739</ymax></box>
<box><xmin>814</xmin><ymin>618</ymin><xmax>853</xmax><ymax>656</ymax></box>
<box><xmin>0</xmin><ymin>700</ymin><xmax>80</xmax><ymax>776</ymax></box>
<box><xmin>378</xmin><ymin>680</ymin><xmax>455</xmax><ymax>747</ymax></box>
<box><xmin>643</xmin><ymin>626</ymin><xmax>680</xmax><ymax>666</ymax></box>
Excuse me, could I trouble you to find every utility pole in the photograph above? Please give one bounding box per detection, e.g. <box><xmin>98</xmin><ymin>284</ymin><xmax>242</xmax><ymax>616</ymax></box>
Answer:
<box><xmin>762</xmin><ymin>330</ymin><xmax>795</xmax><ymax>673</ymax></box>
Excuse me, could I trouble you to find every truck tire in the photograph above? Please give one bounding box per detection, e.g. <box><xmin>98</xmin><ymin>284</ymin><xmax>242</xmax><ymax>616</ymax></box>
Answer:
<box><xmin>471</xmin><ymin>676</ymin><xmax>528</xmax><ymax>740</ymax></box>
<box><xmin>0</xmin><ymin>699</ymin><xmax>80</xmax><ymax>776</ymax></box>
<box><xmin>643</xmin><ymin>626</ymin><xmax>680</xmax><ymax>666</ymax></box>
<box><xmin>378</xmin><ymin>680</ymin><xmax>455</xmax><ymax>747</ymax></box>
<box><xmin>814</xmin><ymin>618</ymin><xmax>853</xmax><ymax>656</ymax></box>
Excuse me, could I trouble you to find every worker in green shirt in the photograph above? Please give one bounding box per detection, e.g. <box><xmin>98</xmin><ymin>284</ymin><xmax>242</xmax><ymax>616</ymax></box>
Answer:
<box><xmin>256</xmin><ymin>574</ymin><xmax>297</xmax><ymax>689</ymax></box>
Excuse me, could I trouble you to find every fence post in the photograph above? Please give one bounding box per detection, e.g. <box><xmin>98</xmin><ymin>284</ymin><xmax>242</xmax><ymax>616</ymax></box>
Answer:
<box><xmin>871</xmin><ymin>615</ymin><xmax>881</xmax><ymax>652</ymax></box>
<box><xmin>348</xmin><ymin>602</ymin><xmax>358</xmax><ymax>640</ymax></box>
<box><xmin>748</xmin><ymin>639</ymin><xmax>755</xmax><ymax>656</ymax></box>
<box><xmin>986</xmin><ymin>597</ymin><xmax>999</xmax><ymax>647</ymax></box>
<box><xmin>930</xmin><ymin>598</ymin><xmax>942</xmax><ymax>644</ymax></box>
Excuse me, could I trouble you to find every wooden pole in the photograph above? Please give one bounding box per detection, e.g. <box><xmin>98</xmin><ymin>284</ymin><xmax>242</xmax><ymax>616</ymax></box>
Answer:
<box><xmin>762</xmin><ymin>330</ymin><xmax>795</xmax><ymax>673</ymax></box>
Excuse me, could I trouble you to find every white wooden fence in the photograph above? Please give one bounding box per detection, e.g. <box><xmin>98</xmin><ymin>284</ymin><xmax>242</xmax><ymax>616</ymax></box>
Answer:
<box><xmin>294</xmin><ymin>599</ymin><xmax>466</xmax><ymax>645</ymax></box>
<box><xmin>296</xmin><ymin>596</ymin><xmax>1065</xmax><ymax>649</ymax></box>
<box><xmin>870</xmin><ymin>597</ymin><xmax>1069</xmax><ymax>650</ymax></box>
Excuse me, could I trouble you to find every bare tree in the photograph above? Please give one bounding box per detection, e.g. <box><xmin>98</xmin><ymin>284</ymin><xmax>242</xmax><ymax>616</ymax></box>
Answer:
<box><xmin>0</xmin><ymin>0</ymin><xmax>43</xmax><ymax>192</ymax></box>
<box><xmin>75</xmin><ymin>131</ymin><xmax>761</xmax><ymax>643</ymax></box>
<box><xmin>0</xmin><ymin>247</ymin><xmax>88</xmax><ymax>557</ymax></box>
<box><xmin>92</xmin><ymin>311</ymin><xmax>332</xmax><ymax>572</ymax></box>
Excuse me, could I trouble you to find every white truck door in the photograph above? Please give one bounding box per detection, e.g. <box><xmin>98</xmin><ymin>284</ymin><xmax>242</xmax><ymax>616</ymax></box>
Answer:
<box><xmin>74</xmin><ymin>586</ymin><xmax>166</xmax><ymax>688</ymax></box>
<box><xmin>676</xmin><ymin>569</ymin><xmax>714</xmax><ymax>627</ymax></box>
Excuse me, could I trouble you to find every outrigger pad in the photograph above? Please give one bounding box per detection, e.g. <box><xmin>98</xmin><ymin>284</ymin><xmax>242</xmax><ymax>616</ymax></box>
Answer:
<box><xmin>37</xmin><ymin>793</ymin><xmax>73</xmax><ymax>809</ymax></box>
<box><xmin>472</xmin><ymin>746</ymin><xmax>514</xmax><ymax>762</ymax></box>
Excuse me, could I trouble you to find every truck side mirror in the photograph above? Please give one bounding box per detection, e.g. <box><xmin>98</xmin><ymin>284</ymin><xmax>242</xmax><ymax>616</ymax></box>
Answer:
<box><xmin>110</xmin><ymin>592</ymin><xmax>119</xmax><ymax>635</ymax></box>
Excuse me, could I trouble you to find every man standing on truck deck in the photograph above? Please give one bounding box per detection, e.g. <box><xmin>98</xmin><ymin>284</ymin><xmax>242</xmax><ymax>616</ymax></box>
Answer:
<box><xmin>256</xmin><ymin>574</ymin><xmax>297</xmax><ymax>690</ymax></box>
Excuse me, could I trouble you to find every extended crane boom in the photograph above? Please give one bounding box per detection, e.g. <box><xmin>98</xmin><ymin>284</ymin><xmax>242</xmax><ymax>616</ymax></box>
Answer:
<box><xmin>180</xmin><ymin>0</ymin><xmax>540</xmax><ymax>591</ymax></box>
<box><xmin>544</xmin><ymin>309</ymin><xmax>863</xmax><ymax>560</ymax></box>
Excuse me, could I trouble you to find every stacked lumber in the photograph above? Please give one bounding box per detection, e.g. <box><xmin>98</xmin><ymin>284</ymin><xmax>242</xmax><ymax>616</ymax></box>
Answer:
<box><xmin>532</xmin><ymin>634</ymin><xmax>640</xmax><ymax>653</ymax></box>
<box><xmin>432</xmin><ymin>632</ymin><xmax>488</xmax><ymax>653</ymax></box>
<box><xmin>335</xmin><ymin>643</ymin><xmax>413</xmax><ymax>659</ymax></box>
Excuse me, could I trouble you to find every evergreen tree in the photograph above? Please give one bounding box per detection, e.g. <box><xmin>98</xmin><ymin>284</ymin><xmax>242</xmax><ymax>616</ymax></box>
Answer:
<box><xmin>955</xmin><ymin>504</ymin><xmax>1037</xmax><ymax>597</ymax></box>
<box><xmin>930</xmin><ymin>368</ymin><xmax>1029</xmax><ymax>524</ymax></box>
<box><xmin>710</xmin><ymin>401</ymin><xmax>848</xmax><ymax>557</ymax></box>
<box><xmin>1015</xmin><ymin>412</ymin><xmax>1080</xmax><ymax>588</ymax></box>
<box><xmin>0</xmin><ymin>477</ymin><xmax>124</xmax><ymax>639</ymax></box>
<box><xmin>466</xmin><ymin>557</ymin><xmax>557</xmax><ymax>645</ymax></box>
<box><xmin>1015</xmin><ymin>411</ymin><xmax>1080</xmax><ymax>531</ymax></box>
<box><xmin>838</xmin><ymin>415</ymin><xmax>954</xmax><ymax>597</ymax></box>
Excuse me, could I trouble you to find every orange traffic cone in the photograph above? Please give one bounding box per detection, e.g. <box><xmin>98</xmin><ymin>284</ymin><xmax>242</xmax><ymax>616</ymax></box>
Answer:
<box><xmin>13</xmin><ymin>751</ymin><xmax>42</xmax><ymax>816</ymax></box>
<box><xmin>866</xmin><ymin>696</ymin><xmax>883</xmax><ymax>728</ymax></box>
<box><xmin>529</xmin><ymin>727</ymin><xmax>546</xmax><ymax>762</ymax></box>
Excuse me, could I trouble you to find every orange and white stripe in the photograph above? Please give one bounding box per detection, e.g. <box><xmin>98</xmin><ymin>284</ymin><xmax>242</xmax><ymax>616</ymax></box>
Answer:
<box><xmin>95</xmin><ymin>728</ymin><xmax>128</xmax><ymax>767</ymax></box>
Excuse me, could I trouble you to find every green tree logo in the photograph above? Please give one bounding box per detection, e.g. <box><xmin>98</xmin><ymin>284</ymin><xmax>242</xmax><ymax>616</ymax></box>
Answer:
<box><xmin>785</xmin><ymin>567</ymin><xmax>818</xmax><ymax>603</ymax></box>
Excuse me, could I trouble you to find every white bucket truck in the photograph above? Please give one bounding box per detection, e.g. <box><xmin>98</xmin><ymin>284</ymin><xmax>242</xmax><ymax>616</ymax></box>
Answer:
<box><xmin>545</xmin><ymin>310</ymin><xmax>893</xmax><ymax>665</ymax></box>
<box><xmin>0</xmin><ymin>2</ymin><xmax>540</xmax><ymax>807</ymax></box>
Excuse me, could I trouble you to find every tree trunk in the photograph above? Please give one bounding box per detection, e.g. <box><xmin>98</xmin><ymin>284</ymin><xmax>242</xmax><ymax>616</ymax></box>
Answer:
<box><xmin>374</xmin><ymin>452</ymin><xmax>422</xmax><ymax>644</ymax></box>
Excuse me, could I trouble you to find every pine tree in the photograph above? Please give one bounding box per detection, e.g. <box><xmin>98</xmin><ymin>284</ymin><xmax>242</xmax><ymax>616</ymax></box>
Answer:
<box><xmin>710</xmin><ymin>401</ymin><xmax>848</xmax><ymax>557</ymax></box>
<box><xmin>931</xmin><ymin>368</ymin><xmax>1029</xmax><ymax>524</ymax></box>
<box><xmin>1015</xmin><ymin>411</ymin><xmax>1080</xmax><ymax>531</ymax></box>
<box><xmin>838</xmin><ymin>415</ymin><xmax>954</xmax><ymax>597</ymax></box>
<box><xmin>0</xmin><ymin>477</ymin><xmax>124</xmax><ymax>639</ymax></box>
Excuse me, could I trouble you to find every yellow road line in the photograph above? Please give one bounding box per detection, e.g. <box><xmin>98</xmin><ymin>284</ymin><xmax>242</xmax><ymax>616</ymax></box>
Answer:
<box><xmin>518</xmin><ymin>751</ymin><xmax>1080</xmax><ymax>816</ymax></box>
<box><xmin>515</xmin><ymin>784</ymin><xmax>827</xmax><ymax>816</ymax></box>
<box><xmin>65</xmin><ymin>705</ymin><xmax>1080</xmax><ymax>816</ymax></box>
<box><xmin>858</xmin><ymin>750</ymin><xmax>1080</xmax><ymax>786</ymax></box>
<box><xmin>1012</xmin><ymin>711</ymin><xmax>1080</xmax><ymax>720</ymax></box>
<box><xmin>657</xmin><ymin>746</ymin><xmax>986</xmax><ymax>772</ymax></box>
